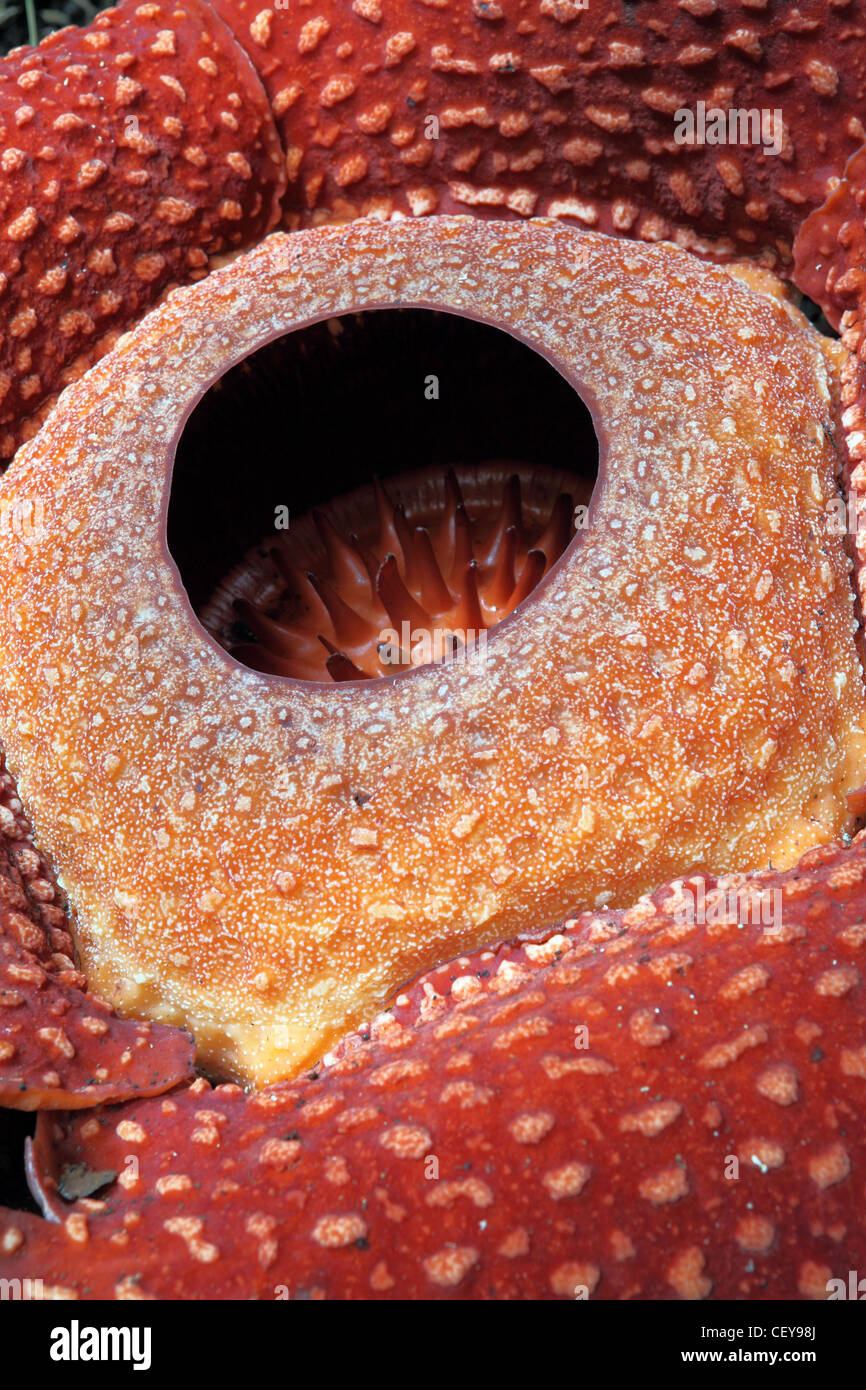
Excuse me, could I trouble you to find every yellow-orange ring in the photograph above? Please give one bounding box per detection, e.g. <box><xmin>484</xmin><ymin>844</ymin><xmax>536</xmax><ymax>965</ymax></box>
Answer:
<box><xmin>0</xmin><ymin>215</ymin><xmax>863</xmax><ymax>1085</ymax></box>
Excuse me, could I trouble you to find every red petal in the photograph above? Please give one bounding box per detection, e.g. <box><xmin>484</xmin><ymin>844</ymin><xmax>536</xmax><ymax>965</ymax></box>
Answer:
<box><xmin>0</xmin><ymin>750</ymin><xmax>194</xmax><ymax>1110</ymax></box>
<box><xmin>0</xmin><ymin>0</ymin><xmax>285</xmax><ymax>461</ymax></box>
<box><xmin>216</xmin><ymin>0</ymin><xmax>860</xmax><ymax>266</ymax></box>
<box><xmin>4</xmin><ymin>834</ymin><xmax>866</xmax><ymax>1298</ymax></box>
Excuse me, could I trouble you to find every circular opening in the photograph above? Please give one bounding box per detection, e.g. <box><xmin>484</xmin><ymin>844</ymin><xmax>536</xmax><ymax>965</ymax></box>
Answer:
<box><xmin>168</xmin><ymin>309</ymin><xmax>599</xmax><ymax>682</ymax></box>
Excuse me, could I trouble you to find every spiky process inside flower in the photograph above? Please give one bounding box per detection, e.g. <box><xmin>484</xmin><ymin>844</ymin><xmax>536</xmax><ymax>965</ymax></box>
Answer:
<box><xmin>202</xmin><ymin>463</ymin><xmax>588</xmax><ymax>682</ymax></box>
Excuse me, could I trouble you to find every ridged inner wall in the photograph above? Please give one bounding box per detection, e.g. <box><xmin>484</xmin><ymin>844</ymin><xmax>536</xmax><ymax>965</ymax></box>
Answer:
<box><xmin>168</xmin><ymin>309</ymin><xmax>600</xmax><ymax>628</ymax></box>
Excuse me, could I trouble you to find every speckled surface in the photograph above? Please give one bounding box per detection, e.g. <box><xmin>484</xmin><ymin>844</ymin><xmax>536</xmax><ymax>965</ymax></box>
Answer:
<box><xmin>215</xmin><ymin>0</ymin><xmax>866</xmax><ymax>260</ymax></box>
<box><xmin>3</xmin><ymin>832</ymin><xmax>866</xmax><ymax>1298</ymax></box>
<box><xmin>0</xmin><ymin>745</ymin><xmax>195</xmax><ymax>1109</ymax></box>
<box><xmin>0</xmin><ymin>0</ymin><xmax>284</xmax><ymax>460</ymax></box>
<box><xmin>0</xmin><ymin>217</ymin><xmax>864</xmax><ymax>1086</ymax></box>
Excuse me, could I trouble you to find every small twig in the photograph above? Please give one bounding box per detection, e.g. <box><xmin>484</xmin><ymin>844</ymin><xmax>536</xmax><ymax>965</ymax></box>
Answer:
<box><xmin>23</xmin><ymin>0</ymin><xmax>37</xmax><ymax>46</ymax></box>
